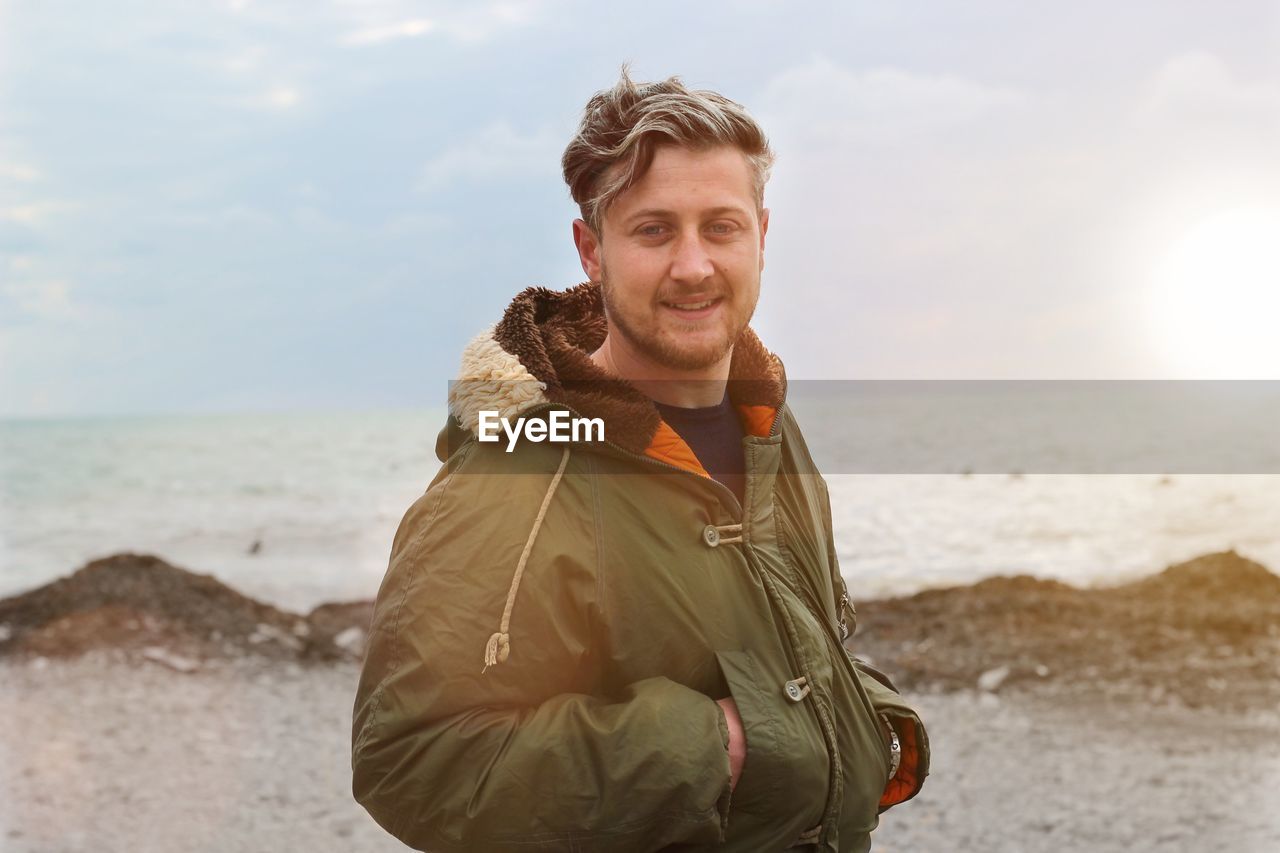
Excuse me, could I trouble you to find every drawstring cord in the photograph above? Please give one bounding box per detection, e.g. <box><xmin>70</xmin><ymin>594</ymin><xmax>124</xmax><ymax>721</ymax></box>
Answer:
<box><xmin>713</xmin><ymin>522</ymin><xmax>743</xmax><ymax>545</ymax></box>
<box><xmin>483</xmin><ymin>446</ymin><xmax>571</xmax><ymax>672</ymax></box>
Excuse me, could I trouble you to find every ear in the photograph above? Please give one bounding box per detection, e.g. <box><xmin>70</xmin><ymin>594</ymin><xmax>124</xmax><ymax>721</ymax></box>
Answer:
<box><xmin>758</xmin><ymin>208</ymin><xmax>770</xmax><ymax>272</ymax></box>
<box><xmin>572</xmin><ymin>219</ymin><xmax>603</xmax><ymax>281</ymax></box>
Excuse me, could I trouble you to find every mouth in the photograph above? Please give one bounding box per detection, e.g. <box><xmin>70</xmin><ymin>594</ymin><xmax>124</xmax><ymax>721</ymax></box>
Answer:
<box><xmin>659</xmin><ymin>296</ymin><xmax>723</xmax><ymax>318</ymax></box>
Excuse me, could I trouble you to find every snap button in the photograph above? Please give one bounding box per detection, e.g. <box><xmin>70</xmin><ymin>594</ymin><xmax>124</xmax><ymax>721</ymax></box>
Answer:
<box><xmin>783</xmin><ymin>676</ymin><xmax>810</xmax><ymax>702</ymax></box>
<box><xmin>702</xmin><ymin>525</ymin><xmax>721</xmax><ymax>547</ymax></box>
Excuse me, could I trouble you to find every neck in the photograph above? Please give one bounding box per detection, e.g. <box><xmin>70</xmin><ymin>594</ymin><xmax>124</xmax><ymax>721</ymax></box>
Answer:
<box><xmin>589</xmin><ymin>333</ymin><xmax>731</xmax><ymax>408</ymax></box>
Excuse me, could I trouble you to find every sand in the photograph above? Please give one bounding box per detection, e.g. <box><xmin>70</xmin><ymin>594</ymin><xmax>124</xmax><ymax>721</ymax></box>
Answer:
<box><xmin>3</xmin><ymin>657</ymin><xmax>1277</xmax><ymax>853</ymax></box>
<box><xmin>3</xmin><ymin>550</ymin><xmax>1278</xmax><ymax>850</ymax></box>
<box><xmin>873</xmin><ymin>691</ymin><xmax>1280</xmax><ymax>852</ymax></box>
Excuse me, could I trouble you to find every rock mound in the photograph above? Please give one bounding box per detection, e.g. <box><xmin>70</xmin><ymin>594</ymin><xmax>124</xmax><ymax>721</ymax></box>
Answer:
<box><xmin>0</xmin><ymin>553</ymin><xmax>361</xmax><ymax>665</ymax></box>
<box><xmin>307</xmin><ymin>600</ymin><xmax>374</xmax><ymax>636</ymax></box>
<box><xmin>306</xmin><ymin>600</ymin><xmax>376</xmax><ymax>658</ymax></box>
<box><xmin>850</xmin><ymin>551</ymin><xmax>1280</xmax><ymax>709</ymax></box>
<box><xmin>1121</xmin><ymin>550</ymin><xmax>1280</xmax><ymax>599</ymax></box>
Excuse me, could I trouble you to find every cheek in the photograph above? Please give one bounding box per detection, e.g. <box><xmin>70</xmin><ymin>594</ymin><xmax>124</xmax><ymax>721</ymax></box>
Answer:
<box><xmin>614</xmin><ymin>256</ymin><xmax>664</xmax><ymax>296</ymax></box>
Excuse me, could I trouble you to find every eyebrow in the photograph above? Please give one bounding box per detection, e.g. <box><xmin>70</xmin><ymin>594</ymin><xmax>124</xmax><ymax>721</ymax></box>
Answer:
<box><xmin>623</xmin><ymin>205</ymin><xmax>753</xmax><ymax>223</ymax></box>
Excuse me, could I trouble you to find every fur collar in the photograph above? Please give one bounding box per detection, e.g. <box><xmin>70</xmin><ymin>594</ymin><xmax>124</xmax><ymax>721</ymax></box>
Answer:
<box><xmin>448</xmin><ymin>281</ymin><xmax>786</xmax><ymax>456</ymax></box>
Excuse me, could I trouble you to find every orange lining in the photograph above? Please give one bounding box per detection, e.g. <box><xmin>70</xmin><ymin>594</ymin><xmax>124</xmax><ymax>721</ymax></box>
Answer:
<box><xmin>642</xmin><ymin>404</ymin><xmax>778</xmax><ymax>477</ymax></box>
<box><xmin>736</xmin><ymin>404</ymin><xmax>777</xmax><ymax>438</ymax></box>
<box><xmin>879</xmin><ymin>718</ymin><xmax>921</xmax><ymax>808</ymax></box>
<box><xmin>643</xmin><ymin>420</ymin><xmax>710</xmax><ymax>478</ymax></box>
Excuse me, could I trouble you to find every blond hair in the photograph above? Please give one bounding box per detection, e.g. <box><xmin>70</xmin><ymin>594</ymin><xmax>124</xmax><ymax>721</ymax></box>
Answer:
<box><xmin>562</xmin><ymin>66</ymin><xmax>775</xmax><ymax>234</ymax></box>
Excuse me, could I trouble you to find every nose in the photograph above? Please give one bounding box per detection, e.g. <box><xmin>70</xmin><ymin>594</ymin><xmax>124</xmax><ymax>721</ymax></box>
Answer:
<box><xmin>668</xmin><ymin>230</ymin><xmax>715</xmax><ymax>285</ymax></box>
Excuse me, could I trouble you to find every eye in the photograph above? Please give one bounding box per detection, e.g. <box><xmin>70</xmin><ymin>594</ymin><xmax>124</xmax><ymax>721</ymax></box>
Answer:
<box><xmin>708</xmin><ymin>221</ymin><xmax>738</xmax><ymax>235</ymax></box>
<box><xmin>637</xmin><ymin>223</ymin><xmax>668</xmax><ymax>237</ymax></box>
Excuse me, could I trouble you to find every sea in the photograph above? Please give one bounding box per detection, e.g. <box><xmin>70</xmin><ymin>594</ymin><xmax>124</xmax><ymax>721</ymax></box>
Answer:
<box><xmin>3</xmin><ymin>395</ymin><xmax>1280</xmax><ymax>612</ymax></box>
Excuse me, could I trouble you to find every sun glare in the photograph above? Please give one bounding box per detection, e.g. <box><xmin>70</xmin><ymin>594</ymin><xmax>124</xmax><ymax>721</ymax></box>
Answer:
<box><xmin>1148</xmin><ymin>208</ymin><xmax>1280</xmax><ymax>378</ymax></box>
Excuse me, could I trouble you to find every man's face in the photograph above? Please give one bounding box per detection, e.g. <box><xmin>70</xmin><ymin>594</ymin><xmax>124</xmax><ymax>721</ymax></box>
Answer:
<box><xmin>573</xmin><ymin>145</ymin><xmax>769</xmax><ymax>372</ymax></box>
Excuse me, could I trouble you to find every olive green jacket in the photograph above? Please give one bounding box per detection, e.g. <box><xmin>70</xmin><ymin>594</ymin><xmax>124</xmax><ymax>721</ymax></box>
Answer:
<box><xmin>352</xmin><ymin>283</ymin><xmax>929</xmax><ymax>852</ymax></box>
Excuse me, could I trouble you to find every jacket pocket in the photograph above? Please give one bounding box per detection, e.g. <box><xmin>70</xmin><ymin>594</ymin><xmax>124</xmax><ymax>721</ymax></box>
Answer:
<box><xmin>715</xmin><ymin>649</ymin><xmax>829</xmax><ymax>829</ymax></box>
<box><xmin>846</xmin><ymin>652</ymin><xmax>930</xmax><ymax>810</ymax></box>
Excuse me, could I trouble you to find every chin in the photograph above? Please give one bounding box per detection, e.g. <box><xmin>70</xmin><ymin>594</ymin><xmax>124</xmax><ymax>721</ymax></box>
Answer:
<box><xmin>651</xmin><ymin>336</ymin><xmax>737</xmax><ymax>371</ymax></box>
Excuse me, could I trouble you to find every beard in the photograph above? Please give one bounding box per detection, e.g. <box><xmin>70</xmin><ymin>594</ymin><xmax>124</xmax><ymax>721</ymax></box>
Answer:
<box><xmin>599</xmin><ymin>273</ymin><xmax>756</xmax><ymax>372</ymax></box>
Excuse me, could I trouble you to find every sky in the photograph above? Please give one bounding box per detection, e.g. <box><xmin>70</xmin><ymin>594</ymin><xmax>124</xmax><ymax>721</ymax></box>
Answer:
<box><xmin>2</xmin><ymin>1</ymin><xmax>1280</xmax><ymax>418</ymax></box>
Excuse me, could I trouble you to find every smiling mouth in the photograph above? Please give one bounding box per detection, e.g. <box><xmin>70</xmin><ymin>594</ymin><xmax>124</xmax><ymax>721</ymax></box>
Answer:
<box><xmin>661</xmin><ymin>297</ymin><xmax>722</xmax><ymax>312</ymax></box>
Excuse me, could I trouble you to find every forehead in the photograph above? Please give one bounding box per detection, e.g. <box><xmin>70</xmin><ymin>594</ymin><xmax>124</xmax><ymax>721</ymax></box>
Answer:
<box><xmin>607</xmin><ymin>145</ymin><xmax>756</xmax><ymax>222</ymax></box>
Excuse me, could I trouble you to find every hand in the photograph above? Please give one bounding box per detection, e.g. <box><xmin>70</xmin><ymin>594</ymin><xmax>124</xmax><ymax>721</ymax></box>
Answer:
<box><xmin>715</xmin><ymin>697</ymin><xmax>747</xmax><ymax>790</ymax></box>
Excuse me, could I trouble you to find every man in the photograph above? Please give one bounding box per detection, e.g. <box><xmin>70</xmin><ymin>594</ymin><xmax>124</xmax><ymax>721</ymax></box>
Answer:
<box><xmin>352</xmin><ymin>70</ymin><xmax>929</xmax><ymax>852</ymax></box>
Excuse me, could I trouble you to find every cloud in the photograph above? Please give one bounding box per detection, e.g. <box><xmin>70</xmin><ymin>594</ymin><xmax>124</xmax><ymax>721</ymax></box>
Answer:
<box><xmin>2</xmin><ymin>279</ymin><xmax>75</xmax><ymax>320</ymax></box>
<box><xmin>166</xmin><ymin>204</ymin><xmax>279</xmax><ymax>229</ymax></box>
<box><xmin>758</xmin><ymin>56</ymin><xmax>1024</xmax><ymax>146</ymax></box>
<box><xmin>416</xmin><ymin>121</ymin><xmax>564</xmax><ymax>191</ymax></box>
<box><xmin>751</xmin><ymin>50</ymin><xmax>1280</xmax><ymax>380</ymax></box>
<box><xmin>220</xmin><ymin>45</ymin><xmax>268</xmax><ymax>75</ymax></box>
<box><xmin>340</xmin><ymin>18</ymin><xmax>434</xmax><ymax>47</ymax></box>
<box><xmin>0</xmin><ymin>163</ymin><xmax>41</xmax><ymax>182</ymax></box>
<box><xmin>0</xmin><ymin>201</ymin><xmax>77</xmax><ymax>225</ymax></box>
<box><xmin>1142</xmin><ymin>51</ymin><xmax>1280</xmax><ymax>114</ymax></box>
<box><xmin>336</xmin><ymin>2</ymin><xmax>540</xmax><ymax>48</ymax></box>
<box><xmin>2</xmin><ymin>257</ymin><xmax>80</xmax><ymax>323</ymax></box>
<box><xmin>241</xmin><ymin>85</ymin><xmax>302</xmax><ymax>111</ymax></box>
<box><xmin>264</xmin><ymin>86</ymin><xmax>301</xmax><ymax>108</ymax></box>
<box><xmin>439</xmin><ymin>2</ymin><xmax>538</xmax><ymax>43</ymax></box>
<box><xmin>1136</xmin><ymin>50</ymin><xmax>1280</xmax><ymax>147</ymax></box>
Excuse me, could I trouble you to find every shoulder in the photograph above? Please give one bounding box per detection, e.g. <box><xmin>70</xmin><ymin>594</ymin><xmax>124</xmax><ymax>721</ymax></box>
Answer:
<box><xmin>391</xmin><ymin>438</ymin><xmax>594</xmax><ymax>564</ymax></box>
<box><xmin>777</xmin><ymin>404</ymin><xmax>824</xmax><ymax>470</ymax></box>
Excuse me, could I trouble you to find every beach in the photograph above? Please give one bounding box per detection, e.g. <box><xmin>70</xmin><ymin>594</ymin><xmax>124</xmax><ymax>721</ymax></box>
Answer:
<box><xmin>2</xmin><ymin>551</ymin><xmax>1278</xmax><ymax>851</ymax></box>
<box><xmin>4</xmin><ymin>658</ymin><xmax>1277</xmax><ymax>853</ymax></box>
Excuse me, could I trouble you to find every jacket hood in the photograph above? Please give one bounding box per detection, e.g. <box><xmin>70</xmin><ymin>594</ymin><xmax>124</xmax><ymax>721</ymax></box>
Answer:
<box><xmin>448</xmin><ymin>281</ymin><xmax>787</xmax><ymax>461</ymax></box>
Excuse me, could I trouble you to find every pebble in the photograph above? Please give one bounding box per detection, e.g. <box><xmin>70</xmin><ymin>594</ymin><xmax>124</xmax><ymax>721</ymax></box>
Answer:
<box><xmin>978</xmin><ymin>665</ymin><xmax>1012</xmax><ymax>692</ymax></box>
<box><xmin>334</xmin><ymin>627</ymin><xmax>366</xmax><ymax>657</ymax></box>
<box><xmin>141</xmin><ymin>647</ymin><xmax>200</xmax><ymax>673</ymax></box>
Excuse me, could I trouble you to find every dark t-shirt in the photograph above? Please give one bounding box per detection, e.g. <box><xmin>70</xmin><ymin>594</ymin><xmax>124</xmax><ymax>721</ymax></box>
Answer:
<box><xmin>653</xmin><ymin>392</ymin><xmax>746</xmax><ymax>506</ymax></box>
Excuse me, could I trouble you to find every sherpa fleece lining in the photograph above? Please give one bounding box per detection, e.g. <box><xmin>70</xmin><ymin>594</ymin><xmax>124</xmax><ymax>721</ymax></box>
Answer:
<box><xmin>448</xmin><ymin>281</ymin><xmax>786</xmax><ymax>457</ymax></box>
